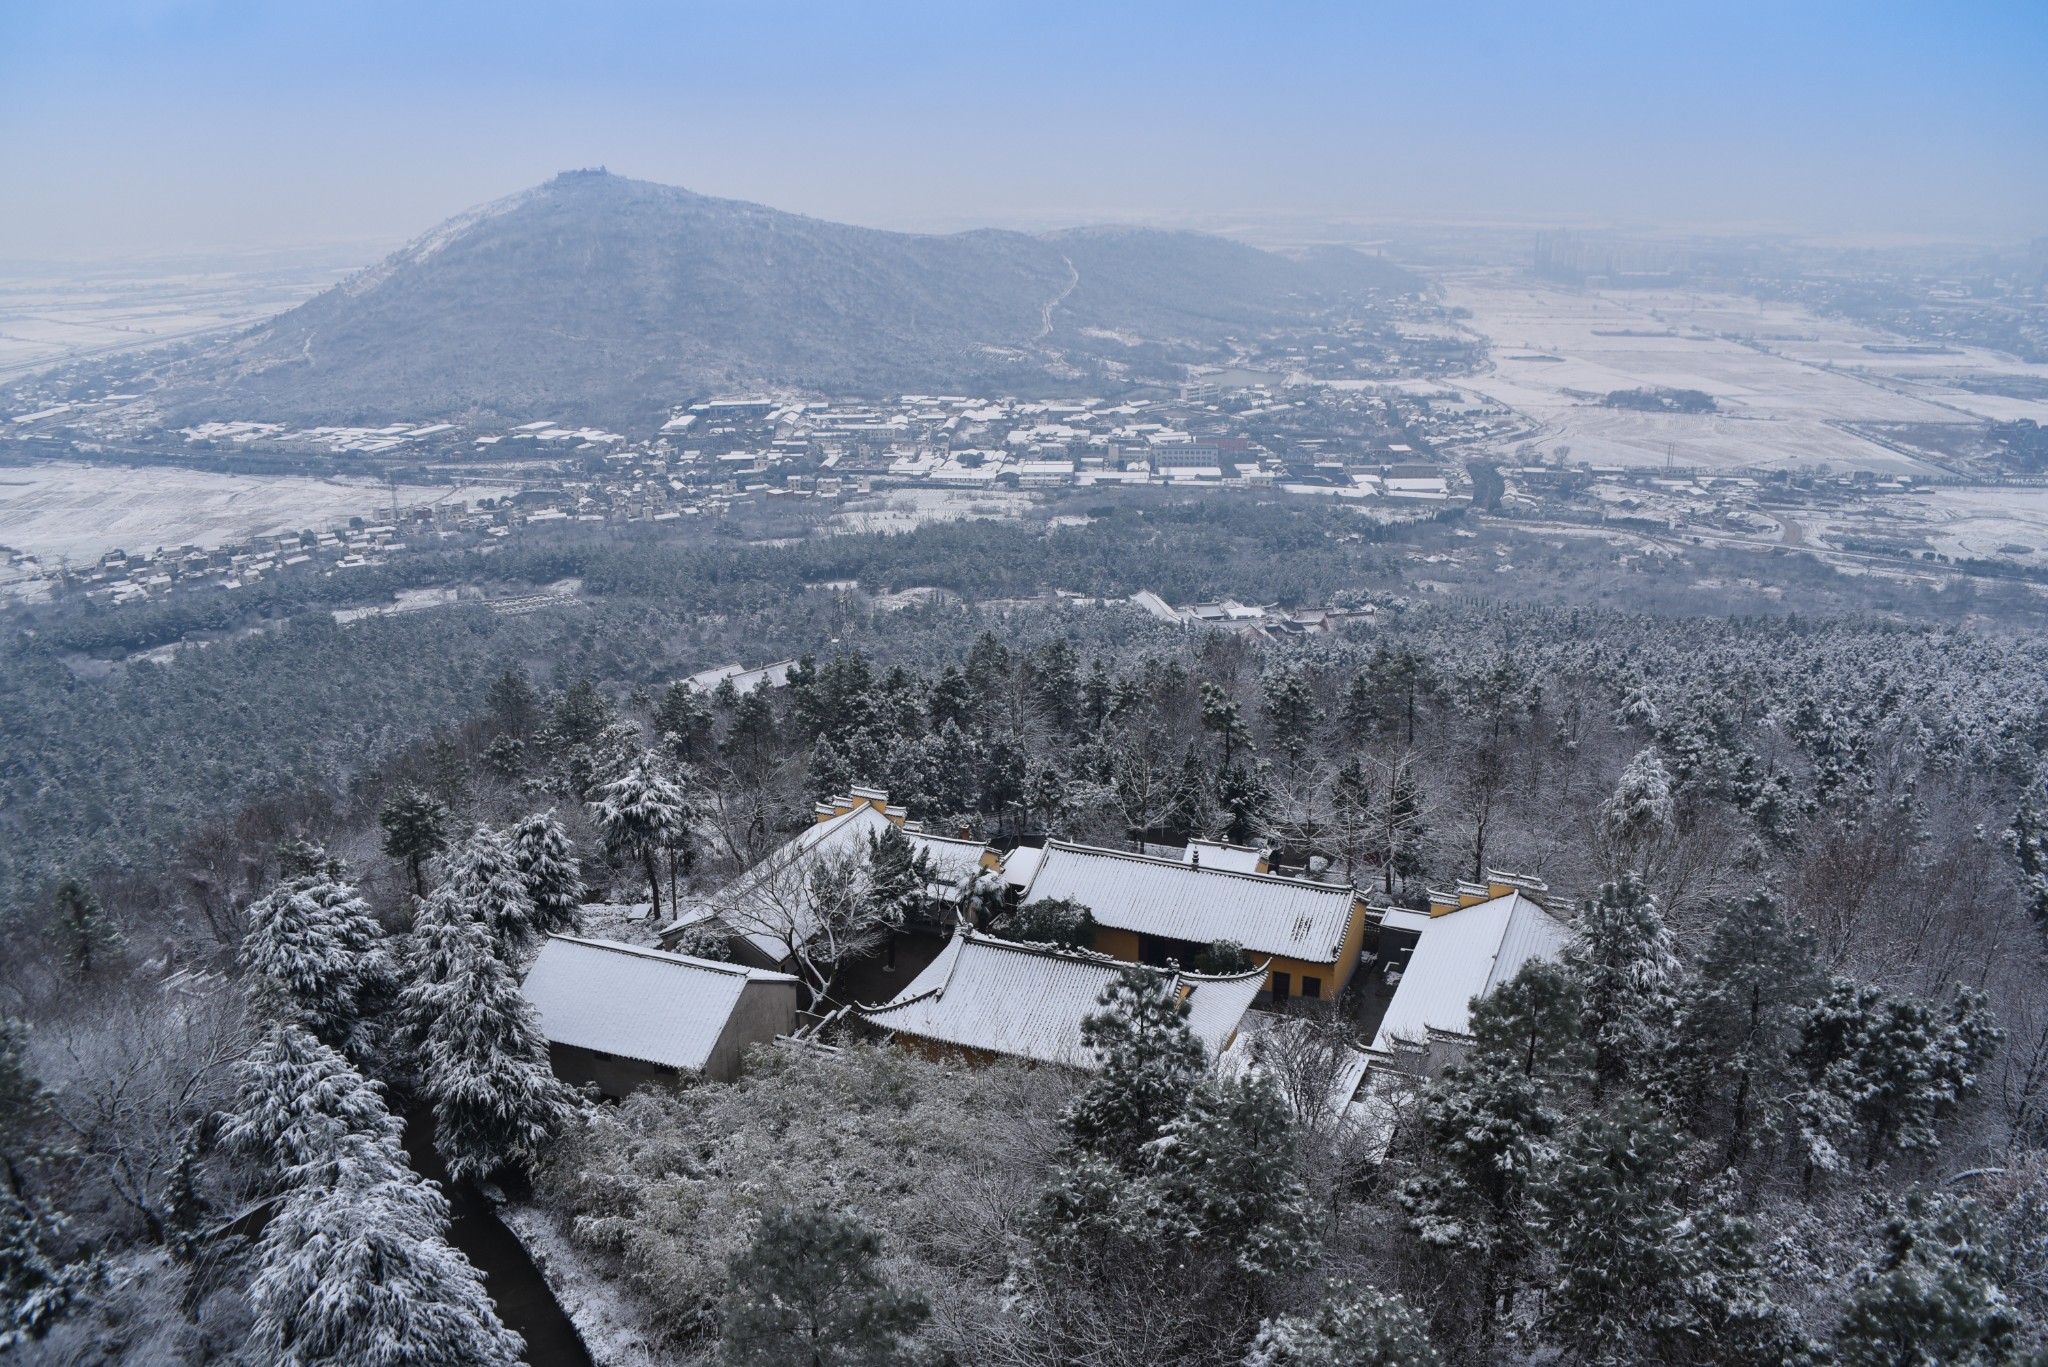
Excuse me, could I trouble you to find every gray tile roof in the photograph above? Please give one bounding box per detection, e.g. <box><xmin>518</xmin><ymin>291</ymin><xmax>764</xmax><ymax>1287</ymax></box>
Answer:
<box><xmin>857</xmin><ymin>931</ymin><xmax>1262</xmax><ymax>1068</ymax></box>
<box><xmin>1371</xmin><ymin>892</ymin><xmax>1570</xmax><ymax>1051</ymax></box>
<box><xmin>1019</xmin><ymin>841</ymin><xmax>1360</xmax><ymax>962</ymax></box>
<box><xmin>520</xmin><ymin>934</ymin><xmax>796</xmax><ymax>1072</ymax></box>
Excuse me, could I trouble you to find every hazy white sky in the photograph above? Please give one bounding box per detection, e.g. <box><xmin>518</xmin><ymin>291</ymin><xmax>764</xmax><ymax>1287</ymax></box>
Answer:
<box><xmin>2</xmin><ymin>1</ymin><xmax>2043</xmax><ymax>260</ymax></box>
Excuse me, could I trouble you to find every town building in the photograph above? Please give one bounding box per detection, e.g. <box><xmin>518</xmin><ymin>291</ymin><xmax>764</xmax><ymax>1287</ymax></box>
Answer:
<box><xmin>519</xmin><ymin>934</ymin><xmax>800</xmax><ymax>1094</ymax></box>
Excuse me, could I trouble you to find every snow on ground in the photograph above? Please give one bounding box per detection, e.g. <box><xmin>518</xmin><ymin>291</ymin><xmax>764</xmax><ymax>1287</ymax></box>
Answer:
<box><xmin>0</xmin><ymin>460</ymin><xmax>516</xmax><ymax>563</ymax></box>
<box><xmin>1437</xmin><ymin>272</ymin><xmax>2048</xmax><ymax>474</ymax></box>
<box><xmin>830</xmin><ymin>487</ymin><xmax>1038</xmax><ymax>533</ymax></box>
<box><xmin>500</xmin><ymin>1204</ymin><xmax>669</xmax><ymax>1367</ymax></box>
<box><xmin>1809</xmin><ymin>485</ymin><xmax>2048</xmax><ymax>563</ymax></box>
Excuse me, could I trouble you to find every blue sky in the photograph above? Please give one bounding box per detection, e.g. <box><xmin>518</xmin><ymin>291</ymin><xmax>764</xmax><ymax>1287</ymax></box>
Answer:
<box><xmin>2</xmin><ymin>1</ymin><xmax>2042</xmax><ymax>258</ymax></box>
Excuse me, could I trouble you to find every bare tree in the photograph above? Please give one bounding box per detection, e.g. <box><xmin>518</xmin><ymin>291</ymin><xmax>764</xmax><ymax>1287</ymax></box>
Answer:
<box><xmin>34</xmin><ymin>980</ymin><xmax>248</xmax><ymax>1243</ymax></box>
<box><xmin>713</xmin><ymin>847</ymin><xmax>898</xmax><ymax>1009</ymax></box>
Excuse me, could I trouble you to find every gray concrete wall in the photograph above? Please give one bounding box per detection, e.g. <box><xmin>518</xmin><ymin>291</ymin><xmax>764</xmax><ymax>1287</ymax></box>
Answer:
<box><xmin>706</xmin><ymin>979</ymin><xmax>800</xmax><ymax>1081</ymax></box>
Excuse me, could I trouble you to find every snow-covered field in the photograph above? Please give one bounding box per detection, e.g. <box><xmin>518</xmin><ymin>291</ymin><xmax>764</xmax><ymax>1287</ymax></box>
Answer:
<box><xmin>831</xmin><ymin>487</ymin><xmax>1039</xmax><ymax>533</ymax></box>
<box><xmin>0</xmin><ymin>249</ymin><xmax>374</xmax><ymax>381</ymax></box>
<box><xmin>0</xmin><ymin>460</ymin><xmax>516</xmax><ymax>563</ymax></box>
<box><xmin>1438</xmin><ymin>273</ymin><xmax>2048</xmax><ymax>474</ymax></box>
<box><xmin>1810</xmin><ymin>485</ymin><xmax>2048</xmax><ymax>563</ymax></box>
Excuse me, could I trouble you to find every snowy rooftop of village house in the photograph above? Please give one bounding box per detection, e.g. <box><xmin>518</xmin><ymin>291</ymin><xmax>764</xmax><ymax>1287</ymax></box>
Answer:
<box><xmin>1369</xmin><ymin>892</ymin><xmax>1570</xmax><ymax>1052</ymax></box>
<box><xmin>519</xmin><ymin>935</ymin><xmax>798</xmax><ymax>1072</ymax></box>
<box><xmin>1016</xmin><ymin>841</ymin><xmax>1360</xmax><ymax>962</ymax></box>
<box><xmin>657</xmin><ymin>788</ymin><xmax>989</xmax><ymax>957</ymax></box>
<box><xmin>856</xmin><ymin>931</ymin><xmax>1264</xmax><ymax>1067</ymax></box>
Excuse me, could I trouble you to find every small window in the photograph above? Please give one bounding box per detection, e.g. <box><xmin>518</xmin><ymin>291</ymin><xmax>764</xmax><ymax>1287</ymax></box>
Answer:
<box><xmin>1270</xmin><ymin>972</ymin><xmax>1291</xmax><ymax>1000</ymax></box>
<box><xmin>1302</xmin><ymin>976</ymin><xmax>1322</xmax><ymax>1000</ymax></box>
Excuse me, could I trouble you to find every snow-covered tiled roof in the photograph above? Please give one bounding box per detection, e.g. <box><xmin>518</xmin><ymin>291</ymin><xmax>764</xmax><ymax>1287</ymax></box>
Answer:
<box><xmin>856</xmin><ymin>931</ymin><xmax>1262</xmax><ymax>1067</ymax></box>
<box><xmin>1182</xmin><ymin>838</ymin><xmax>1269</xmax><ymax>873</ymax></box>
<box><xmin>1371</xmin><ymin>892</ymin><xmax>1569</xmax><ymax>1051</ymax></box>
<box><xmin>1019</xmin><ymin>841</ymin><xmax>1360</xmax><ymax>962</ymax></box>
<box><xmin>659</xmin><ymin>798</ymin><xmax>989</xmax><ymax>958</ymax></box>
<box><xmin>520</xmin><ymin>935</ymin><xmax>796</xmax><ymax>1072</ymax></box>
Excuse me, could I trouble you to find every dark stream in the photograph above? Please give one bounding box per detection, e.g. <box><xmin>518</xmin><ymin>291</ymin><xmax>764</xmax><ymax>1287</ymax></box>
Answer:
<box><xmin>403</xmin><ymin>1109</ymin><xmax>594</xmax><ymax>1367</ymax></box>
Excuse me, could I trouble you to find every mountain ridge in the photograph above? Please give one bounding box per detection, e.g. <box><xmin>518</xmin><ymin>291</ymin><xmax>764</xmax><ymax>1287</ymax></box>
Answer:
<box><xmin>159</xmin><ymin>170</ymin><xmax>1415</xmax><ymax>424</ymax></box>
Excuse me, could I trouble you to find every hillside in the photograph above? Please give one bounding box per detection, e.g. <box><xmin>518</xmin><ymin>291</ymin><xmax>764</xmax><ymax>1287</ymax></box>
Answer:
<box><xmin>156</xmin><ymin>170</ymin><xmax>1413</xmax><ymax>423</ymax></box>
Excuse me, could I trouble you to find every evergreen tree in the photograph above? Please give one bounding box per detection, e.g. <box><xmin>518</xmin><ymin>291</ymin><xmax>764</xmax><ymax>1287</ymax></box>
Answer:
<box><xmin>1217</xmin><ymin>758</ymin><xmax>1272</xmax><ymax>847</ymax></box>
<box><xmin>0</xmin><ymin>1188</ymin><xmax>103</xmax><ymax>1351</ymax></box>
<box><xmin>865</xmin><ymin>826</ymin><xmax>936</xmax><ymax>928</ymax></box>
<box><xmin>1398</xmin><ymin>1056</ymin><xmax>1556</xmax><ymax>1347</ymax></box>
<box><xmin>1262</xmin><ymin>669</ymin><xmax>1324</xmax><ymax>760</ymax></box>
<box><xmin>1005</xmin><ymin>896</ymin><xmax>1097</xmax><ymax>950</ymax></box>
<box><xmin>1201</xmin><ymin>682</ymin><xmax>1255</xmax><ymax>770</ymax></box>
<box><xmin>1566</xmin><ymin>874</ymin><xmax>1681</xmax><ymax>1097</ymax></box>
<box><xmin>484</xmin><ymin>667</ymin><xmax>539</xmax><ymax>736</ymax></box>
<box><xmin>379</xmin><ymin>787</ymin><xmax>451</xmax><ymax>898</ymax></box>
<box><xmin>1243</xmin><ymin>1281</ymin><xmax>1444</xmax><ymax>1367</ymax></box>
<box><xmin>2008</xmin><ymin>766</ymin><xmax>2048</xmax><ymax>945</ymax></box>
<box><xmin>1600</xmin><ymin>747</ymin><xmax>1676</xmax><ymax>867</ymax></box>
<box><xmin>1536</xmin><ymin>1100</ymin><xmax>1801</xmax><ymax>1366</ymax></box>
<box><xmin>588</xmin><ymin>752</ymin><xmax>689</xmax><ymax>919</ymax></box>
<box><xmin>49</xmin><ymin>878</ymin><xmax>123</xmax><ymax>977</ymax></box>
<box><xmin>402</xmin><ymin>895</ymin><xmax>579</xmax><ymax>1185</ymax></box>
<box><xmin>220</xmin><ymin>1023</ymin><xmax>404</xmax><ymax>1184</ymax></box>
<box><xmin>252</xmin><ymin>1161</ymin><xmax>524</xmax><ymax>1367</ymax></box>
<box><xmin>1794</xmin><ymin>978</ymin><xmax>2001</xmax><ymax>1173</ymax></box>
<box><xmin>0</xmin><ymin>1021</ymin><xmax>99</xmax><ymax>1351</ymax></box>
<box><xmin>1670</xmin><ymin>894</ymin><xmax>1823</xmax><ymax>1165</ymax></box>
<box><xmin>1145</xmin><ymin>1072</ymin><xmax>1321</xmax><ymax>1279</ymax></box>
<box><xmin>721</xmin><ymin>1204</ymin><xmax>929</xmax><ymax>1367</ymax></box>
<box><xmin>240</xmin><ymin>871</ymin><xmax>396</xmax><ymax>1066</ymax></box>
<box><xmin>1065</xmin><ymin>965</ymin><xmax>1208</xmax><ymax>1167</ymax></box>
<box><xmin>655</xmin><ymin>682</ymin><xmax>716</xmax><ymax>763</ymax></box>
<box><xmin>443</xmin><ymin>824</ymin><xmax>540</xmax><ymax>952</ymax></box>
<box><xmin>1835</xmin><ymin>1192</ymin><xmax>2021</xmax><ymax>1367</ymax></box>
<box><xmin>1467</xmin><ymin>959</ymin><xmax>1588</xmax><ymax>1082</ymax></box>
<box><xmin>510</xmin><ymin>809</ymin><xmax>586</xmax><ymax>938</ymax></box>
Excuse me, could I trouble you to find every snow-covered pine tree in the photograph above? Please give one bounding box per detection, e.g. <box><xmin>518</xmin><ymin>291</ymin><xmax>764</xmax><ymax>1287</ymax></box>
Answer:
<box><xmin>220</xmin><ymin>1023</ymin><xmax>404</xmax><ymax>1184</ymax></box>
<box><xmin>1242</xmin><ymin>1281</ymin><xmax>1444</xmax><ymax>1367</ymax></box>
<box><xmin>1398</xmin><ymin>1055</ymin><xmax>1557</xmax><ymax>1350</ymax></box>
<box><xmin>50</xmin><ymin>878</ymin><xmax>124</xmax><ymax>978</ymax></box>
<box><xmin>721</xmin><ymin>1204</ymin><xmax>929</xmax><ymax>1367</ymax></box>
<box><xmin>443</xmin><ymin>823</ymin><xmax>540</xmax><ymax>952</ymax></box>
<box><xmin>509</xmin><ymin>809</ymin><xmax>586</xmax><ymax>938</ymax></box>
<box><xmin>1833</xmin><ymin>1192</ymin><xmax>2022</xmax><ymax>1367</ymax></box>
<box><xmin>1065</xmin><ymin>964</ymin><xmax>1207</xmax><ymax>1167</ymax></box>
<box><xmin>402</xmin><ymin>893</ymin><xmax>579</xmax><ymax>1185</ymax></box>
<box><xmin>2008</xmin><ymin>764</ymin><xmax>2048</xmax><ymax>945</ymax></box>
<box><xmin>1792</xmin><ymin>976</ymin><xmax>2002</xmax><ymax>1173</ymax></box>
<box><xmin>1565</xmin><ymin>873</ymin><xmax>1681</xmax><ymax>1098</ymax></box>
<box><xmin>0</xmin><ymin>1020</ymin><xmax>100</xmax><ymax>1350</ymax></box>
<box><xmin>0</xmin><ymin>1187</ymin><xmax>104</xmax><ymax>1351</ymax></box>
<box><xmin>588</xmin><ymin>751</ymin><xmax>688</xmax><ymax>919</ymax></box>
<box><xmin>379</xmin><ymin>786</ymin><xmax>451</xmax><ymax>898</ymax></box>
<box><xmin>1668</xmin><ymin>894</ymin><xmax>1823</xmax><ymax>1166</ymax></box>
<box><xmin>1465</xmin><ymin>958</ymin><xmax>1588</xmax><ymax>1082</ymax></box>
<box><xmin>240</xmin><ymin>871</ymin><xmax>396</xmax><ymax>1065</ymax></box>
<box><xmin>1534</xmin><ymin>1099</ymin><xmax>1802</xmax><ymax>1366</ymax></box>
<box><xmin>251</xmin><ymin>1158</ymin><xmax>523</xmax><ymax>1367</ymax></box>
<box><xmin>1145</xmin><ymin>1071</ymin><xmax>1320</xmax><ymax>1280</ymax></box>
<box><xmin>1599</xmin><ymin>746</ymin><xmax>1675</xmax><ymax>869</ymax></box>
